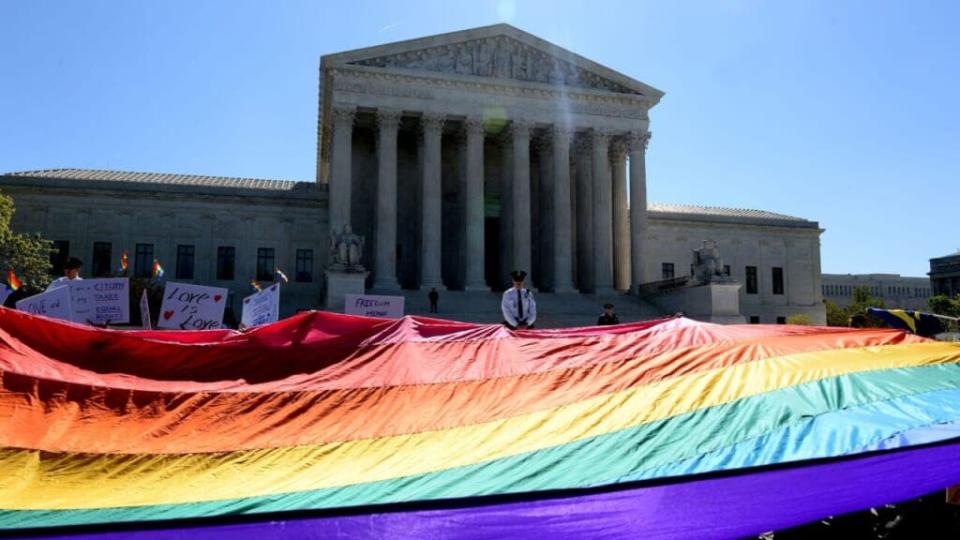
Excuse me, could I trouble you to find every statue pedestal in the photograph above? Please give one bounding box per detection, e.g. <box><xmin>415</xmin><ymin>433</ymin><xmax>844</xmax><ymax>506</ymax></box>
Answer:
<box><xmin>655</xmin><ymin>282</ymin><xmax>746</xmax><ymax>324</ymax></box>
<box><xmin>325</xmin><ymin>270</ymin><xmax>367</xmax><ymax>312</ymax></box>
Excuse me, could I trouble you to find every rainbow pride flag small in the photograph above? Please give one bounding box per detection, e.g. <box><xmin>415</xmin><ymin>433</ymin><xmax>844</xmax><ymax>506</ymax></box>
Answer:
<box><xmin>151</xmin><ymin>259</ymin><xmax>164</xmax><ymax>280</ymax></box>
<box><xmin>120</xmin><ymin>251</ymin><xmax>129</xmax><ymax>273</ymax></box>
<box><xmin>6</xmin><ymin>269</ymin><xmax>22</xmax><ymax>291</ymax></box>
<box><xmin>274</xmin><ymin>268</ymin><xmax>288</xmax><ymax>284</ymax></box>
<box><xmin>250</xmin><ymin>279</ymin><xmax>262</xmax><ymax>292</ymax></box>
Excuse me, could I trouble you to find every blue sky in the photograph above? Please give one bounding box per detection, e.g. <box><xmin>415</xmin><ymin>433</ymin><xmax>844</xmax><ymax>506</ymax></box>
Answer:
<box><xmin>1</xmin><ymin>0</ymin><xmax>957</xmax><ymax>277</ymax></box>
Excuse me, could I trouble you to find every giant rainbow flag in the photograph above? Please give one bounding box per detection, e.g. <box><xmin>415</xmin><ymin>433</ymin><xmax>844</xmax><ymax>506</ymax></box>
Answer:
<box><xmin>3</xmin><ymin>306</ymin><xmax>960</xmax><ymax>538</ymax></box>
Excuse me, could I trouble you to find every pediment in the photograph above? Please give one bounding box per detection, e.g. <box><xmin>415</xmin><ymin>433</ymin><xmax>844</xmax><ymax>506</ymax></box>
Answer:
<box><xmin>324</xmin><ymin>24</ymin><xmax>664</xmax><ymax>100</ymax></box>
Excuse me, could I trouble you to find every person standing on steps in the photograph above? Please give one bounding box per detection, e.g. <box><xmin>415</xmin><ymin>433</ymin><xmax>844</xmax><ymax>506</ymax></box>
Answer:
<box><xmin>501</xmin><ymin>270</ymin><xmax>537</xmax><ymax>330</ymax></box>
<box><xmin>428</xmin><ymin>287</ymin><xmax>439</xmax><ymax>313</ymax></box>
<box><xmin>46</xmin><ymin>257</ymin><xmax>83</xmax><ymax>291</ymax></box>
<box><xmin>597</xmin><ymin>303</ymin><xmax>620</xmax><ymax>325</ymax></box>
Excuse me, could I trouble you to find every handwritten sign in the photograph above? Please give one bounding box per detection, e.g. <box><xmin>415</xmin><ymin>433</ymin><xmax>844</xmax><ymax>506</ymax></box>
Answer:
<box><xmin>344</xmin><ymin>294</ymin><xmax>404</xmax><ymax>318</ymax></box>
<box><xmin>68</xmin><ymin>278</ymin><xmax>130</xmax><ymax>324</ymax></box>
<box><xmin>241</xmin><ymin>283</ymin><xmax>280</xmax><ymax>328</ymax></box>
<box><xmin>0</xmin><ymin>287</ymin><xmax>11</xmax><ymax>307</ymax></box>
<box><xmin>16</xmin><ymin>286</ymin><xmax>73</xmax><ymax>321</ymax></box>
<box><xmin>158</xmin><ymin>282</ymin><xmax>227</xmax><ymax>330</ymax></box>
<box><xmin>140</xmin><ymin>289</ymin><xmax>152</xmax><ymax>330</ymax></box>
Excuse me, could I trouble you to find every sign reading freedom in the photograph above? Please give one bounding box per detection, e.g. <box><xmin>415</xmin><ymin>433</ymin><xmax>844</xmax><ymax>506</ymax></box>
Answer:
<box><xmin>345</xmin><ymin>294</ymin><xmax>404</xmax><ymax>318</ymax></box>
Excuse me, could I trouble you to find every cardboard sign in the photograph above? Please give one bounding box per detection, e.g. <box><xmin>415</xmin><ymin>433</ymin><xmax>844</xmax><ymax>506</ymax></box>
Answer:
<box><xmin>158</xmin><ymin>282</ymin><xmax>228</xmax><ymax>330</ymax></box>
<box><xmin>0</xmin><ymin>287</ymin><xmax>12</xmax><ymax>307</ymax></box>
<box><xmin>139</xmin><ymin>289</ymin><xmax>152</xmax><ymax>330</ymax></box>
<box><xmin>68</xmin><ymin>278</ymin><xmax>130</xmax><ymax>324</ymax></box>
<box><xmin>241</xmin><ymin>283</ymin><xmax>280</xmax><ymax>328</ymax></box>
<box><xmin>16</xmin><ymin>286</ymin><xmax>73</xmax><ymax>321</ymax></box>
<box><xmin>344</xmin><ymin>294</ymin><xmax>405</xmax><ymax>318</ymax></box>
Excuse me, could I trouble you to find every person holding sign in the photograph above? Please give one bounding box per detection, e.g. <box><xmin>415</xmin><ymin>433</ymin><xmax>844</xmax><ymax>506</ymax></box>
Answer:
<box><xmin>46</xmin><ymin>257</ymin><xmax>83</xmax><ymax>291</ymax></box>
<box><xmin>501</xmin><ymin>270</ymin><xmax>536</xmax><ymax>330</ymax></box>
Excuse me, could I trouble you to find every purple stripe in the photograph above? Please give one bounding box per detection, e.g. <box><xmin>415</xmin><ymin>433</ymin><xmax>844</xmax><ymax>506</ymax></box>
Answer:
<box><xmin>23</xmin><ymin>439</ymin><xmax>960</xmax><ymax>540</ymax></box>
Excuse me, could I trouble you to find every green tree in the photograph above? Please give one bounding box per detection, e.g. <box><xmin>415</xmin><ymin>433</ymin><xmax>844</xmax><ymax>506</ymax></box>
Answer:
<box><xmin>824</xmin><ymin>287</ymin><xmax>886</xmax><ymax>327</ymax></box>
<box><xmin>928</xmin><ymin>294</ymin><xmax>960</xmax><ymax>318</ymax></box>
<box><xmin>825</xmin><ymin>300</ymin><xmax>848</xmax><ymax>326</ymax></box>
<box><xmin>0</xmin><ymin>190</ymin><xmax>52</xmax><ymax>292</ymax></box>
<box><xmin>786</xmin><ymin>314</ymin><xmax>814</xmax><ymax>326</ymax></box>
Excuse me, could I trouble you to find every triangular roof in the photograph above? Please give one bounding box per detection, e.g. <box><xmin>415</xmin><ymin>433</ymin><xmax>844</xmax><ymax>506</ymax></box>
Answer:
<box><xmin>322</xmin><ymin>23</ymin><xmax>664</xmax><ymax>102</ymax></box>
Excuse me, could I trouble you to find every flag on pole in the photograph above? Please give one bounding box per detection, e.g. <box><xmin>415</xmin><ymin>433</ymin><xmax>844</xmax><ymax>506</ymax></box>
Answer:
<box><xmin>7</xmin><ymin>269</ymin><xmax>22</xmax><ymax>291</ymax></box>
<box><xmin>152</xmin><ymin>259</ymin><xmax>165</xmax><ymax>280</ymax></box>
<box><xmin>274</xmin><ymin>268</ymin><xmax>288</xmax><ymax>284</ymax></box>
<box><xmin>250</xmin><ymin>279</ymin><xmax>262</xmax><ymax>292</ymax></box>
<box><xmin>120</xmin><ymin>251</ymin><xmax>129</xmax><ymax>273</ymax></box>
<box><xmin>867</xmin><ymin>307</ymin><xmax>943</xmax><ymax>337</ymax></box>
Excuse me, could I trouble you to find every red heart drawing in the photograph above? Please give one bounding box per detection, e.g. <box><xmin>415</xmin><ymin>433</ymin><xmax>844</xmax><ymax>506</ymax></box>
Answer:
<box><xmin>163</xmin><ymin>310</ymin><xmax>175</xmax><ymax>320</ymax></box>
<box><xmin>214</xmin><ymin>294</ymin><xmax>222</xmax><ymax>302</ymax></box>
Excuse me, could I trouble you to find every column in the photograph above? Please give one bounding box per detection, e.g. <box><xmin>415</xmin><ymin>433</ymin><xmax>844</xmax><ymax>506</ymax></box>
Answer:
<box><xmin>573</xmin><ymin>134</ymin><xmax>593</xmax><ymax>292</ymax></box>
<box><xmin>534</xmin><ymin>137</ymin><xmax>553</xmax><ymax>290</ymax></box>
<box><xmin>591</xmin><ymin>128</ymin><xmax>614</xmax><ymax>293</ymax></box>
<box><xmin>510</xmin><ymin>118</ymin><xmax>533</xmax><ymax>275</ymax></box>
<box><xmin>610</xmin><ymin>138</ymin><xmax>630</xmax><ymax>292</ymax></box>
<box><xmin>551</xmin><ymin>125</ymin><xmax>576</xmax><ymax>293</ymax></box>
<box><xmin>463</xmin><ymin>116</ymin><xmax>487</xmax><ymax>290</ymax></box>
<box><xmin>373</xmin><ymin>108</ymin><xmax>401</xmax><ymax>290</ymax></box>
<box><xmin>420</xmin><ymin>112</ymin><xmax>446</xmax><ymax>290</ymax></box>
<box><xmin>329</xmin><ymin>105</ymin><xmax>355</xmax><ymax>234</ymax></box>
<box><xmin>628</xmin><ymin>130</ymin><xmax>651</xmax><ymax>292</ymax></box>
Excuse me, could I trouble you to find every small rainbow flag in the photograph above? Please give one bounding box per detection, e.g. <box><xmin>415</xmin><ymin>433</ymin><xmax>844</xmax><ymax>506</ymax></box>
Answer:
<box><xmin>6</xmin><ymin>269</ymin><xmax>21</xmax><ymax>291</ymax></box>
<box><xmin>275</xmin><ymin>268</ymin><xmax>288</xmax><ymax>284</ymax></box>
<box><xmin>151</xmin><ymin>259</ymin><xmax>164</xmax><ymax>280</ymax></box>
<box><xmin>120</xmin><ymin>251</ymin><xmax>129</xmax><ymax>272</ymax></box>
<box><xmin>250</xmin><ymin>279</ymin><xmax>262</xmax><ymax>293</ymax></box>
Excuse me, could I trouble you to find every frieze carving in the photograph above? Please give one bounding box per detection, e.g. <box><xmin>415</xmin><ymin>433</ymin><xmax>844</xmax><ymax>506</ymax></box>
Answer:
<box><xmin>375</xmin><ymin>108</ymin><xmax>403</xmax><ymax>130</ymax></box>
<box><xmin>627</xmin><ymin>130</ymin><xmax>652</xmax><ymax>152</ymax></box>
<box><xmin>348</xmin><ymin>36</ymin><xmax>640</xmax><ymax>95</ymax></box>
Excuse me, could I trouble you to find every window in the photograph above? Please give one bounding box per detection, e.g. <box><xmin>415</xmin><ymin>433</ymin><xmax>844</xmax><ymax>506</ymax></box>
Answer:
<box><xmin>689</xmin><ymin>263</ymin><xmax>694</xmax><ymax>277</ymax></box>
<box><xmin>257</xmin><ymin>248</ymin><xmax>275</xmax><ymax>281</ymax></box>
<box><xmin>50</xmin><ymin>240</ymin><xmax>69</xmax><ymax>276</ymax></box>
<box><xmin>216</xmin><ymin>246</ymin><xmax>236</xmax><ymax>281</ymax></box>
<box><xmin>723</xmin><ymin>264</ymin><xmax>730</xmax><ymax>276</ymax></box>
<box><xmin>296</xmin><ymin>249</ymin><xmax>314</xmax><ymax>282</ymax></box>
<box><xmin>772</xmin><ymin>267</ymin><xmax>784</xmax><ymax>295</ymax></box>
<box><xmin>661</xmin><ymin>262</ymin><xmax>675</xmax><ymax>280</ymax></box>
<box><xmin>745</xmin><ymin>266</ymin><xmax>758</xmax><ymax>294</ymax></box>
<box><xmin>134</xmin><ymin>243</ymin><xmax>154</xmax><ymax>278</ymax></box>
<box><xmin>176</xmin><ymin>245</ymin><xmax>195</xmax><ymax>280</ymax></box>
<box><xmin>749</xmin><ymin>316</ymin><xmax>760</xmax><ymax>324</ymax></box>
<box><xmin>776</xmin><ymin>316</ymin><xmax>787</xmax><ymax>325</ymax></box>
<box><xmin>92</xmin><ymin>242</ymin><xmax>112</xmax><ymax>277</ymax></box>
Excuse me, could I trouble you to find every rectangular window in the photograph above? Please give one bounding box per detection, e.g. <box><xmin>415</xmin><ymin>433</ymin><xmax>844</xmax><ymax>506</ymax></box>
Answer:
<box><xmin>749</xmin><ymin>316</ymin><xmax>760</xmax><ymax>324</ymax></box>
<box><xmin>745</xmin><ymin>266</ymin><xmax>758</xmax><ymax>294</ymax></box>
<box><xmin>176</xmin><ymin>245</ymin><xmax>195</xmax><ymax>280</ymax></box>
<box><xmin>772</xmin><ymin>267</ymin><xmax>784</xmax><ymax>295</ymax></box>
<box><xmin>50</xmin><ymin>240</ymin><xmax>70</xmax><ymax>276</ymax></box>
<box><xmin>295</xmin><ymin>249</ymin><xmax>314</xmax><ymax>282</ymax></box>
<box><xmin>661</xmin><ymin>262</ymin><xmax>675</xmax><ymax>280</ymax></box>
<box><xmin>92</xmin><ymin>242</ymin><xmax>112</xmax><ymax>277</ymax></box>
<box><xmin>134</xmin><ymin>243</ymin><xmax>154</xmax><ymax>278</ymax></box>
<box><xmin>776</xmin><ymin>316</ymin><xmax>787</xmax><ymax>325</ymax></box>
<box><xmin>216</xmin><ymin>246</ymin><xmax>236</xmax><ymax>281</ymax></box>
<box><xmin>257</xmin><ymin>248</ymin><xmax>275</xmax><ymax>281</ymax></box>
<box><xmin>723</xmin><ymin>264</ymin><xmax>731</xmax><ymax>276</ymax></box>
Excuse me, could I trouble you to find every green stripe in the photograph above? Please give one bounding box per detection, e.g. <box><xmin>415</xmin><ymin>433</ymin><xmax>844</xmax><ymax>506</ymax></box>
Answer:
<box><xmin>5</xmin><ymin>363</ymin><xmax>960</xmax><ymax>530</ymax></box>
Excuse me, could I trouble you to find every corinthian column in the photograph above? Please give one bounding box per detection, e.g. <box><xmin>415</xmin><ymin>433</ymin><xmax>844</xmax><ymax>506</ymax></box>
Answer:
<box><xmin>628</xmin><ymin>130</ymin><xmax>652</xmax><ymax>292</ymax></box>
<box><xmin>551</xmin><ymin>125</ymin><xmax>576</xmax><ymax>293</ymax></box>
<box><xmin>463</xmin><ymin>116</ymin><xmax>487</xmax><ymax>290</ymax></box>
<box><xmin>610</xmin><ymin>138</ymin><xmax>630</xmax><ymax>292</ymax></box>
<box><xmin>591</xmin><ymin>128</ymin><xmax>614</xmax><ymax>294</ymax></box>
<box><xmin>573</xmin><ymin>134</ymin><xmax>593</xmax><ymax>292</ymax></box>
<box><xmin>373</xmin><ymin>108</ymin><xmax>401</xmax><ymax>290</ymax></box>
<box><xmin>329</xmin><ymin>105</ymin><xmax>355</xmax><ymax>234</ymax></box>
<box><xmin>509</xmin><ymin>118</ymin><xmax>533</xmax><ymax>276</ymax></box>
<box><xmin>420</xmin><ymin>112</ymin><xmax>446</xmax><ymax>290</ymax></box>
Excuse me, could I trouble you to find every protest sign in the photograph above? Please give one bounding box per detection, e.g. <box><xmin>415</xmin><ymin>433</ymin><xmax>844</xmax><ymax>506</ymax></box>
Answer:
<box><xmin>158</xmin><ymin>282</ymin><xmax>228</xmax><ymax>330</ymax></box>
<box><xmin>344</xmin><ymin>294</ymin><xmax>404</xmax><ymax>318</ymax></box>
<box><xmin>16</xmin><ymin>286</ymin><xmax>73</xmax><ymax>321</ymax></box>
<box><xmin>68</xmin><ymin>278</ymin><xmax>130</xmax><ymax>325</ymax></box>
<box><xmin>0</xmin><ymin>287</ymin><xmax>11</xmax><ymax>307</ymax></box>
<box><xmin>241</xmin><ymin>283</ymin><xmax>280</xmax><ymax>328</ymax></box>
<box><xmin>140</xmin><ymin>289</ymin><xmax>152</xmax><ymax>330</ymax></box>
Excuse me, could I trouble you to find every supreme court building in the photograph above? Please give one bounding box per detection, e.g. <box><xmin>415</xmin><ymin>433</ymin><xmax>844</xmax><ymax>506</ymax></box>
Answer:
<box><xmin>1</xmin><ymin>24</ymin><xmax>826</xmax><ymax>326</ymax></box>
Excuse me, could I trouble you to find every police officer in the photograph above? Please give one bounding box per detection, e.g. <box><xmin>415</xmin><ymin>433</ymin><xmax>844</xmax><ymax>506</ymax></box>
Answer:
<box><xmin>501</xmin><ymin>270</ymin><xmax>536</xmax><ymax>330</ymax></box>
<box><xmin>597</xmin><ymin>303</ymin><xmax>620</xmax><ymax>325</ymax></box>
<box><xmin>46</xmin><ymin>257</ymin><xmax>83</xmax><ymax>291</ymax></box>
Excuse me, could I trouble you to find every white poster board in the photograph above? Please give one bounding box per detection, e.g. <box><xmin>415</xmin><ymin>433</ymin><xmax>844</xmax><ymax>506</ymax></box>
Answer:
<box><xmin>69</xmin><ymin>278</ymin><xmax>130</xmax><ymax>324</ymax></box>
<box><xmin>158</xmin><ymin>282</ymin><xmax>228</xmax><ymax>330</ymax></box>
<box><xmin>344</xmin><ymin>294</ymin><xmax>405</xmax><ymax>318</ymax></box>
<box><xmin>241</xmin><ymin>283</ymin><xmax>280</xmax><ymax>328</ymax></box>
<box><xmin>16</xmin><ymin>286</ymin><xmax>73</xmax><ymax>321</ymax></box>
<box><xmin>140</xmin><ymin>289</ymin><xmax>152</xmax><ymax>330</ymax></box>
<box><xmin>0</xmin><ymin>287</ymin><xmax>12</xmax><ymax>307</ymax></box>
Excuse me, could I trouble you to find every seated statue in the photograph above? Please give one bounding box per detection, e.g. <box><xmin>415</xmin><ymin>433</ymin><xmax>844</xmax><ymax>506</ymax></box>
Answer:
<box><xmin>329</xmin><ymin>224</ymin><xmax>365</xmax><ymax>271</ymax></box>
<box><xmin>692</xmin><ymin>240</ymin><xmax>729</xmax><ymax>284</ymax></box>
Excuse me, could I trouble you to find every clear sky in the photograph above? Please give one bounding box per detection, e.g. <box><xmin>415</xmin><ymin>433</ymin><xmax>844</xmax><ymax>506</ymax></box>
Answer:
<box><xmin>1</xmin><ymin>0</ymin><xmax>957</xmax><ymax>277</ymax></box>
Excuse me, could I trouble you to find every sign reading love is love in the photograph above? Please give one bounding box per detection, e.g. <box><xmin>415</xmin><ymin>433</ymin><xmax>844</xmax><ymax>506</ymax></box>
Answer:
<box><xmin>157</xmin><ymin>282</ymin><xmax>228</xmax><ymax>330</ymax></box>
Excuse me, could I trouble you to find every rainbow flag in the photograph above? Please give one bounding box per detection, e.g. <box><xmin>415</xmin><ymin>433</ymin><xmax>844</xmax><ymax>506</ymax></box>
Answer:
<box><xmin>250</xmin><ymin>279</ymin><xmax>262</xmax><ymax>292</ymax></box>
<box><xmin>5</xmin><ymin>269</ymin><xmax>21</xmax><ymax>291</ymax></box>
<box><xmin>2</xmin><ymin>311</ymin><xmax>960</xmax><ymax>538</ymax></box>
<box><xmin>151</xmin><ymin>259</ymin><xmax>164</xmax><ymax>280</ymax></box>
<box><xmin>120</xmin><ymin>251</ymin><xmax>129</xmax><ymax>272</ymax></box>
<box><xmin>274</xmin><ymin>267</ymin><xmax>288</xmax><ymax>284</ymax></box>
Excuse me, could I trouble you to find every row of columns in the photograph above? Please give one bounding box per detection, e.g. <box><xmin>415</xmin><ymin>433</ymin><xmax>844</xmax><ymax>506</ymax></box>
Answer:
<box><xmin>327</xmin><ymin>105</ymin><xmax>650</xmax><ymax>293</ymax></box>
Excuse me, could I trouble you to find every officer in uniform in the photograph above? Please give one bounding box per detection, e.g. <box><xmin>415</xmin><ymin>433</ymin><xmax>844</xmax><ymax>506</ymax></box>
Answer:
<box><xmin>501</xmin><ymin>270</ymin><xmax>537</xmax><ymax>329</ymax></box>
<box><xmin>597</xmin><ymin>303</ymin><xmax>620</xmax><ymax>325</ymax></box>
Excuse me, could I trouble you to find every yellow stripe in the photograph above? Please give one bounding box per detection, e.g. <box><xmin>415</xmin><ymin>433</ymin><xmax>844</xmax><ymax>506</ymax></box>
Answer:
<box><xmin>890</xmin><ymin>310</ymin><xmax>918</xmax><ymax>333</ymax></box>
<box><xmin>1</xmin><ymin>342</ymin><xmax>958</xmax><ymax>510</ymax></box>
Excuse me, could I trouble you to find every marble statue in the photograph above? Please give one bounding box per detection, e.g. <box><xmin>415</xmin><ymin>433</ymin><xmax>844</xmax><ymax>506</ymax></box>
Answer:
<box><xmin>329</xmin><ymin>224</ymin><xmax>365</xmax><ymax>271</ymax></box>
<box><xmin>692</xmin><ymin>240</ymin><xmax>729</xmax><ymax>284</ymax></box>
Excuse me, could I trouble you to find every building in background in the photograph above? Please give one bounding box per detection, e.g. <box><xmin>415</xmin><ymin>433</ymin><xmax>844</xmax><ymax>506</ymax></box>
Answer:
<box><xmin>930</xmin><ymin>252</ymin><xmax>960</xmax><ymax>298</ymax></box>
<box><xmin>822</xmin><ymin>273</ymin><xmax>932</xmax><ymax>310</ymax></box>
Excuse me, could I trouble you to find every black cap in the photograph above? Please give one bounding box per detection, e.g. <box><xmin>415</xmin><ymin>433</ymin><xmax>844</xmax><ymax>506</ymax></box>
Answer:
<box><xmin>603</xmin><ymin>303</ymin><xmax>614</xmax><ymax>309</ymax></box>
<box><xmin>510</xmin><ymin>270</ymin><xmax>527</xmax><ymax>282</ymax></box>
<box><xmin>65</xmin><ymin>257</ymin><xmax>83</xmax><ymax>270</ymax></box>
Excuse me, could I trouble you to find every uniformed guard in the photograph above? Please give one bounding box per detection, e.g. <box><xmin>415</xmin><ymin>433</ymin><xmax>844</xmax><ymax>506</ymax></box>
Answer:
<box><xmin>501</xmin><ymin>270</ymin><xmax>537</xmax><ymax>330</ymax></box>
<box><xmin>597</xmin><ymin>303</ymin><xmax>620</xmax><ymax>325</ymax></box>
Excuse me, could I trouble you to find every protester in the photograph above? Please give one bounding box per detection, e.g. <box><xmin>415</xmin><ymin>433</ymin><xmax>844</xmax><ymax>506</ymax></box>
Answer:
<box><xmin>428</xmin><ymin>287</ymin><xmax>439</xmax><ymax>313</ymax></box>
<box><xmin>597</xmin><ymin>303</ymin><xmax>620</xmax><ymax>325</ymax></box>
<box><xmin>501</xmin><ymin>270</ymin><xmax>536</xmax><ymax>329</ymax></box>
<box><xmin>46</xmin><ymin>257</ymin><xmax>83</xmax><ymax>291</ymax></box>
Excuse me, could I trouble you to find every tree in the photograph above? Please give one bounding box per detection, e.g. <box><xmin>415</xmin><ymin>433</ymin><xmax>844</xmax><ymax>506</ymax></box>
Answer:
<box><xmin>825</xmin><ymin>300</ymin><xmax>848</xmax><ymax>327</ymax></box>
<box><xmin>0</xmin><ymin>190</ymin><xmax>52</xmax><ymax>293</ymax></box>
<box><xmin>824</xmin><ymin>287</ymin><xmax>886</xmax><ymax>327</ymax></box>
<box><xmin>928</xmin><ymin>295</ymin><xmax>960</xmax><ymax>318</ymax></box>
<box><xmin>786</xmin><ymin>314</ymin><xmax>814</xmax><ymax>326</ymax></box>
